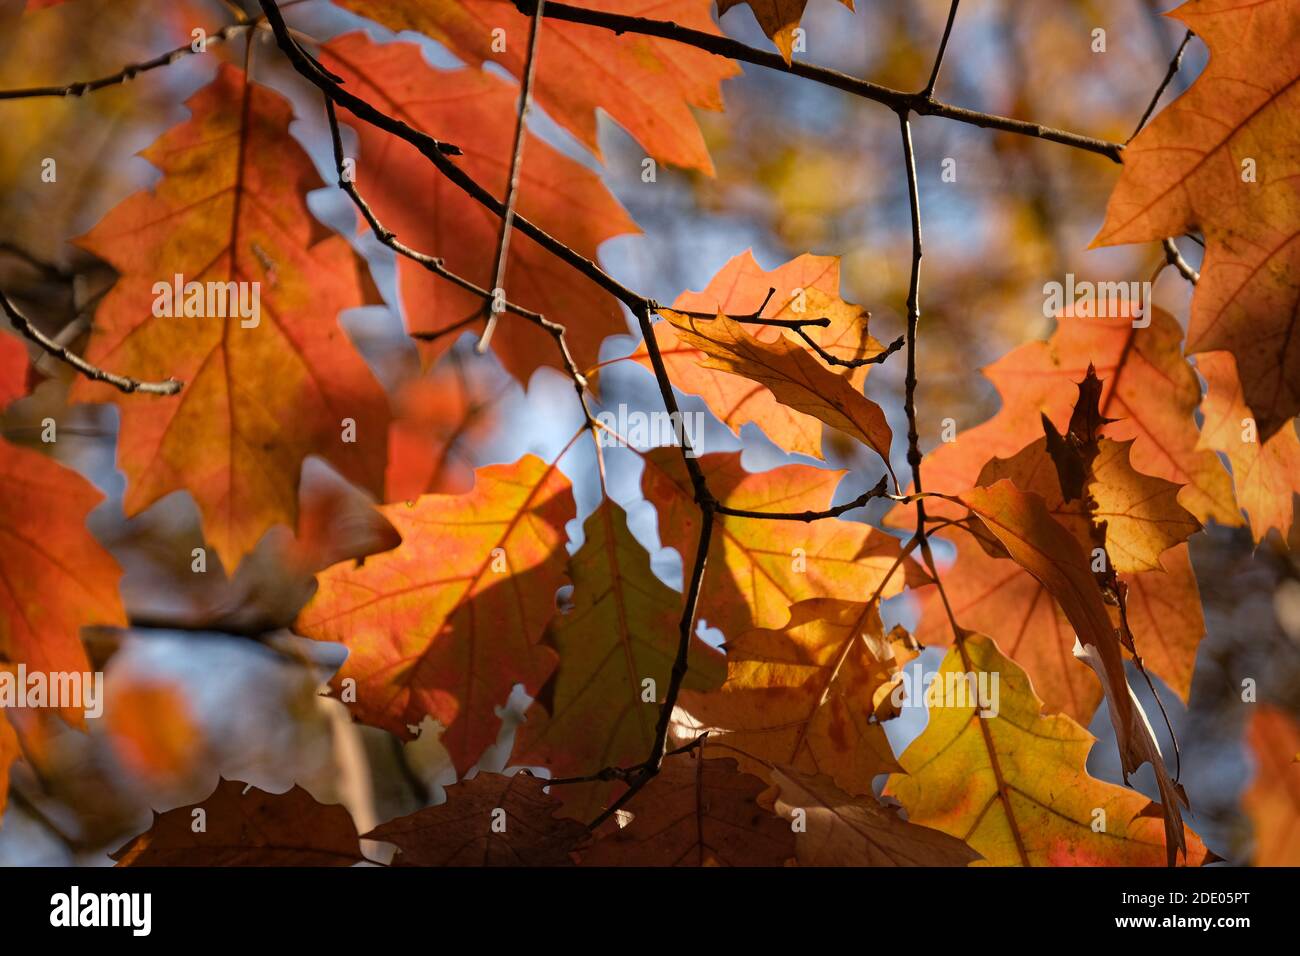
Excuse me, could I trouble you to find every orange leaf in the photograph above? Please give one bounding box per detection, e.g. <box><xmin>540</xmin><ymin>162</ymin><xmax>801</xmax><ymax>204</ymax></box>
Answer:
<box><xmin>679</xmin><ymin>598</ymin><xmax>911</xmax><ymax>795</ymax></box>
<box><xmin>386</xmin><ymin>358</ymin><xmax>506</xmax><ymax>503</ymax></box>
<box><xmin>632</xmin><ymin>250</ymin><xmax>883</xmax><ymax>459</ymax></box>
<box><xmin>1087</xmin><ymin>438</ymin><xmax>1200</xmax><ymax>574</ymax></box>
<box><xmin>337</xmin><ymin>0</ymin><xmax>739</xmax><ymax>173</ymax></box>
<box><xmin>106</xmin><ymin>678</ymin><xmax>201</xmax><ymax>783</ymax></box>
<box><xmin>1197</xmin><ymin>351</ymin><xmax>1300</xmax><ymax>542</ymax></box>
<box><xmin>887</xmin><ymin>634</ymin><xmax>1208</xmax><ymax>866</ymax></box>
<box><xmin>718</xmin><ymin>0</ymin><xmax>855</xmax><ymax>63</ymax></box>
<box><xmin>0</xmin><ymin>333</ymin><xmax>29</xmax><ymax>406</ymax></box>
<box><xmin>0</xmin><ymin>439</ymin><xmax>125</xmax><ymax>706</ymax></box>
<box><xmin>660</xmin><ymin>307</ymin><xmax>893</xmax><ymax>469</ymax></box>
<box><xmin>1243</xmin><ymin>705</ymin><xmax>1300</xmax><ymax>866</ymax></box>
<box><xmin>1094</xmin><ymin>0</ymin><xmax>1300</xmax><ymax>438</ymax></box>
<box><xmin>321</xmin><ymin>33</ymin><xmax>638</xmax><ymax>383</ymax></box>
<box><xmin>641</xmin><ymin>448</ymin><xmax>909</xmax><ymax>639</ymax></box>
<box><xmin>905</xmin><ymin>309</ymin><xmax>1237</xmax><ymax>528</ymax></box>
<box><xmin>295</xmin><ymin>455</ymin><xmax>573</xmax><ymax>773</ymax></box>
<box><xmin>70</xmin><ymin>64</ymin><xmax>389</xmax><ymax>565</ymax></box>
<box><xmin>513</xmin><ymin>500</ymin><xmax>723</xmax><ymax>820</ymax></box>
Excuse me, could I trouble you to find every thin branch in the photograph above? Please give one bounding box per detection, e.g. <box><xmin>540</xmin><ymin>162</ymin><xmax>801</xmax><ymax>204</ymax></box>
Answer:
<box><xmin>1162</xmin><ymin>237</ymin><xmax>1200</xmax><ymax>285</ymax></box>
<box><xmin>922</xmin><ymin>1</ymin><xmax>962</xmax><ymax>99</ymax></box>
<box><xmin>0</xmin><ymin>288</ymin><xmax>182</xmax><ymax>395</ymax></box>
<box><xmin>512</xmin><ymin>0</ymin><xmax>1123</xmax><ymax>162</ymax></box>
<box><xmin>899</xmin><ymin>112</ymin><xmax>925</xmax><ymax>501</ymax></box>
<box><xmin>715</xmin><ymin>475</ymin><xmax>891</xmax><ymax>521</ymax></box>
<box><xmin>1128</xmin><ymin>28</ymin><xmax>1194</xmax><ymax>143</ymax></box>
<box><xmin>0</xmin><ymin>23</ymin><xmax>254</xmax><ymax>101</ymax></box>
<box><xmin>477</xmin><ymin>0</ymin><xmax>546</xmax><ymax>354</ymax></box>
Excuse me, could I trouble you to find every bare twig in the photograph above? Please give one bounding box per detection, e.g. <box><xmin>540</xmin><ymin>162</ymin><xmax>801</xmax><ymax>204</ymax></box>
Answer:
<box><xmin>477</xmin><ymin>0</ymin><xmax>546</xmax><ymax>354</ymax></box>
<box><xmin>1128</xmin><ymin>28</ymin><xmax>1194</xmax><ymax>143</ymax></box>
<box><xmin>0</xmin><ymin>288</ymin><xmax>182</xmax><ymax>395</ymax></box>
<box><xmin>923</xmin><ymin>0</ymin><xmax>962</xmax><ymax>99</ymax></box>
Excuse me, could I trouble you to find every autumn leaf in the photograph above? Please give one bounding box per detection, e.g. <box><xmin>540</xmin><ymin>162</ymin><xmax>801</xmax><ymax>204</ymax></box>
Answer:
<box><xmin>513</xmin><ymin>500</ymin><xmax>723</xmax><ymax>820</ymax></box>
<box><xmin>0</xmin><ymin>438</ymin><xmax>125</xmax><ymax>710</ymax></box>
<box><xmin>641</xmin><ymin>448</ymin><xmax>909</xmax><ymax>638</ymax></box>
<box><xmin>0</xmin><ymin>333</ymin><xmax>29</xmax><ymax>405</ymax></box>
<box><xmin>630</xmin><ymin>250</ymin><xmax>885</xmax><ymax>459</ymax></box>
<box><xmin>579</xmin><ymin>752</ymin><xmax>795</xmax><ymax>865</ymax></box>
<box><xmin>958</xmin><ymin>481</ymin><xmax>1190</xmax><ymax>865</ymax></box>
<box><xmin>385</xmin><ymin>355</ymin><xmax>506</xmax><ymax>503</ymax></box>
<box><xmin>771</xmin><ymin>767</ymin><xmax>980</xmax><ymax>866</ymax></box>
<box><xmin>1243</xmin><ymin>705</ymin><xmax>1300</xmax><ymax>866</ymax></box>
<box><xmin>1197</xmin><ymin>351</ymin><xmax>1300</xmax><ymax>543</ymax></box>
<box><xmin>337</xmin><ymin>0</ymin><xmax>738</xmax><ymax>173</ymax></box>
<box><xmin>718</xmin><ymin>0</ymin><xmax>855</xmax><ymax>63</ymax></box>
<box><xmin>320</xmin><ymin>33</ymin><xmax>638</xmax><ymax>383</ymax></box>
<box><xmin>678</xmin><ymin>598</ymin><xmax>912</xmax><ymax>796</ymax></box>
<box><xmin>887</xmin><ymin>634</ymin><xmax>1208</xmax><ymax>866</ymax></box>
<box><xmin>70</xmin><ymin>63</ymin><xmax>389</xmax><ymax>565</ymax></box>
<box><xmin>904</xmin><ymin>309</ymin><xmax>1238</xmax><ymax>528</ymax></box>
<box><xmin>658</xmin><ymin>307</ymin><xmax>894</xmax><ymax>470</ymax></box>
<box><xmin>1094</xmin><ymin>0</ymin><xmax>1300</xmax><ymax>439</ymax></box>
<box><xmin>365</xmin><ymin>772</ymin><xmax>587</xmax><ymax>866</ymax></box>
<box><xmin>111</xmin><ymin>778</ymin><xmax>366</xmax><ymax>866</ymax></box>
<box><xmin>295</xmin><ymin>455</ymin><xmax>573</xmax><ymax>774</ymax></box>
<box><xmin>1086</xmin><ymin>438</ymin><xmax>1200</xmax><ymax>573</ymax></box>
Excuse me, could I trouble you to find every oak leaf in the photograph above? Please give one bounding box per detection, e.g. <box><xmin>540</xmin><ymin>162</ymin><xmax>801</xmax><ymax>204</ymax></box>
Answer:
<box><xmin>1197</xmin><ymin>351</ymin><xmax>1300</xmax><ymax>543</ymax></box>
<box><xmin>771</xmin><ymin>767</ymin><xmax>980</xmax><ymax>866</ymax></box>
<box><xmin>719</xmin><ymin>0</ymin><xmax>855</xmax><ymax>63</ymax></box>
<box><xmin>631</xmin><ymin>250</ymin><xmax>885</xmax><ymax>459</ymax></box>
<box><xmin>1094</xmin><ymin>0</ymin><xmax>1300</xmax><ymax>438</ymax></box>
<box><xmin>0</xmin><ymin>713</ymin><xmax>15</xmax><ymax>826</ymax></box>
<box><xmin>886</xmin><ymin>634</ymin><xmax>1208</xmax><ymax>866</ymax></box>
<box><xmin>658</xmin><ymin>307</ymin><xmax>894</xmax><ymax>470</ymax></box>
<box><xmin>641</xmin><ymin>448</ymin><xmax>909</xmax><ymax>638</ymax></box>
<box><xmin>337</xmin><ymin>0</ymin><xmax>739</xmax><ymax>173</ymax></box>
<box><xmin>512</xmin><ymin>501</ymin><xmax>724</xmax><ymax>820</ymax></box>
<box><xmin>0</xmin><ymin>439</ymin><xmax>126</xmax><ymax>710</ymax></box>
<box><xmin>579</xmin><ymin>753</ymin><xmax>795</xmax><ymax>865</ymax></box>
<box><xmin>905</xmin><ymin>309</ymin><xmax>1237</xmax><ymax>528</ymax></box>
<box><xmin>111</xmin><ymin>778</ymin><xmax>366</xmax><ymax>866</ymax></box>
<box><xmin>678</xmin><ymin>598</ymin><xmax>913</xmax><ymax>796</ymax></box>
<box><xmin>364</xmin><ymin>772</ymin><xmax>587</xmax><ymax>866</ymax></box>
<box><xmin>71</xmin><ymin>64</ymin><xmax>389</xmax><ymax>565</ymax></box>
<box><xmin>321</xmin><ymin>33</ymin><xmax>638</xmax><ymax>383</ymax></box>
<box><xmin>959</xmin><ymin>481</ymin><xmax>1190</xmax><ymax>865</ymax></box>
<box><xmin>295</xmin><ymin>455</ymin><xmax>573</xmax><ymax>774</ymax></box>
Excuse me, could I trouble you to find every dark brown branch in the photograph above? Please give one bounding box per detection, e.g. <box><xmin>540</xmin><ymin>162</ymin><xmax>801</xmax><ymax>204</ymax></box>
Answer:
<box><xmin>0</xmin><ymin>288</ymin><xmax>182</xmax><ymax>395</ymax></box>
<box><xmin>899</xmin><ymin>112</ymin><xmax>925</xmax><ymax>498</ymax></box>
<box><xmin>478</xmin><ymin>0</ymin><xmax>546</xmax><ymax>353</ymax></box>
<box><xmin>923</xmin><ymin>0</ymin><xmax>962</xmax><ymax>99</ymax></box>
<box><xmin>512</xmin><ymin>0</ymin><xmax>1123</xmax><ymax>162</ymax></box>
<box><xmin>1128</xmin><ymin>28</ymin><xmax>1194</xmax><ymax>143</ymax></box>
<box><xmin>714</xmin><ymin>475</ymin><xmax>890</xmax><ymax>521</ymax></box>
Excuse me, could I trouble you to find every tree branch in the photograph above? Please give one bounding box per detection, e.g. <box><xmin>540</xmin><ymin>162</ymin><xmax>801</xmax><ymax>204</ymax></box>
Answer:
<box><xmin>511</xmin><ymin>0</ymin><xmax>1123</xmax><ymax>162</ymax></box>
<box><xmin>0</xmin><ymin>288</ymin><xmax>182</xmax><ymax>395</ymax></box>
